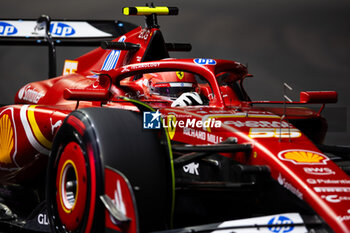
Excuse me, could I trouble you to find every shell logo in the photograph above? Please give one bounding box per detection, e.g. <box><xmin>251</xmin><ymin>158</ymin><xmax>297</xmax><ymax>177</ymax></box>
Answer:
<box><xmin>278</xmin><ymin>150</ymin><xmax>329</xmax><ymax>165</ymax></box>
<box><xmin>0</xmin><ymin>114</ymin><xmax>14</xmax><ymax>164</ymax></box>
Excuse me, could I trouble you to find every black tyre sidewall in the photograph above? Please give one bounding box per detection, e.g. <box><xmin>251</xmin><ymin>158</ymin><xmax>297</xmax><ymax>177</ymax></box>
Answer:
<box><xmin>47</xmin><ymin>108</ymin><xmax>173</xmax><ymax>232</ymax></box>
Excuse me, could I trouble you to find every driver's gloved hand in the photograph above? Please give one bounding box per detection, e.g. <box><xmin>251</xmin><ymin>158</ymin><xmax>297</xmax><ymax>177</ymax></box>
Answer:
<box><xmin>171</xmin><ymin>92</ymin><xmax>203</xmax><ymax>107</ymax></box>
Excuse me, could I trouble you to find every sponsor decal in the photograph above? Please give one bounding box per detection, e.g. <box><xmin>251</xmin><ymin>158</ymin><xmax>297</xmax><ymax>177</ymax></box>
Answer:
<box><xmin>50</xmin><ymin>118</ymin><xmax>62</xmax><ymax>135</ymax></box>
<box><xmin>268</xmin><ymin>215</ymin><xmax>294</xmax><ymax>233</ymax></box>
<box><xmin>1</xmin><ymin>21</ymin><xmax>111</xmax><ymax>38</ymax></box>
<box><xmin>321</xmin><ymin>195</ymin><xmax>350</xmax><ymax>203</ymax></box>
<box><xmin>278</xmin><ymin>150</ymin><xmax>329</xmax><ymax>165</ymax></box>
<box><xmin>314</xmin><ymin>187</ymin><xmax>350</xmax><ymax>193</ymax></box>
<box><xmin>0</xmin><ymin>108</ymin><xmax>17</xmax><ymax>165</ymax></box>
<box><xmin>215</xmin><ymin>213</ymin><xmax>306</xmax><ymax>232</ymax></box>
<box><xmin>131</xmin><ymin>62</ymin><xmax>160</xmax><ymax>70</ymax></box>
<box><xmin>37</xmin><ymin>213</ymin><xmax>49</xmax><ymax>225</ymax></box>
<box><xmin>194</xmin><ymin>58</ymin><xmax>216</xmax><ymax>65</ymax></box>
<box><xmin>183</xmin><ymin>127</ymin><xmax>223</xmax><ymax>143</ymax></box>
<box><xmin>307</xmin><ymin>179</ymin><xmax>350</xmax><ymax>185</ymax></box>
<box><xmin>248</xmin><ymin>128</ymin><xmax>301</xmax><ymax>139</ymax></box>
<box><xmin>121</xmin><ymin>67</ymin><xmax>130</xmax><ymax>73</ymax></box>
<box><xmin>224</xmin><ymin>120</ymin><xmax>290</xmax><ymax>128</ymax></box>
<box><xmin>138</xmin><ymin>29</ymin><xmax>151</xmax><ymax>40</ymax></box>
<box><xmin>202</xmin><ymin>113</ymin><xmax>281</xmax><ymax>133</ymax></box>
<box><xmin>337</xmin><ymin>215</ymin><xmax>350</xmax><ymax>222</ymax></box>
<box><xmin>277</xmin><ymin>174</ymin><xmax>303</xmax><ymax>200</ymax></box>
<box><xmin>183</xmin><ymin>127</ymin><xmax>206</xmax><ymax>141</ymax></box>
<box><xmin>63</xmin><ymin>60</ymin><xmax>78</xmax><ymax>75</ymax></box>
<box><xmin>207</xmin><ymin>133</ymin><xmax>223</xmax><ymax>143</ymax></box>
<box><xmin>101</xmin><ymin>36</ymin><xmax>126</xmax><ymax>71</ymax></box>
<box><xmin>303</xmin><ymin>167</ymin><xmax>335</xmax><ymax>175</ymax></box>
<box><xmin>183</xmin><ymin>162</ymin><xmax>199</xmax><ymax>175</ymax></box>
<box><xmin>110</xmin><ymin>180</ymin><xmax>127</xmax><ymax>225</ymax></box>
<box><xmin>18</xmin><ymin>85</ymin><xmax>44</xmax><ymax>104</ymax></box>
<box><xmin>50</xmin><ymin>22</ymin><xmax>75</xmax><ymax>36</ymax></box>
<box><xmin>176</xmin><ymin>71</ymin><xmax>184</xmax><ymax>80</ymax></box>
<box><xmin>0</xmin><ymin>22</ymin><xmax>17</xmax><ymax>35</ymax></box>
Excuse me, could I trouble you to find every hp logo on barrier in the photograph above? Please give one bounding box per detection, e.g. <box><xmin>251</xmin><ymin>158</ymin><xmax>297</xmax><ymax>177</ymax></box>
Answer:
<box><xmin>268</xmin><ymin>216</ymin><xmax>294</xmax><ymax>233</ymax></box>
<box><xmin>50</xmin><ymin>22</ymin><xmax>75</xmax><ymax>36</ymax></box>
<box><xmin>0</xmin><ymin>22</ymin><xmax>17</xmax><ymax>36</ymax></box>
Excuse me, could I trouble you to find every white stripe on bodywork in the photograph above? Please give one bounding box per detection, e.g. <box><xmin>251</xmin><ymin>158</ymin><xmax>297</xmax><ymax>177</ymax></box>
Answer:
<box><xmin>20</xmin><ymin>105</ymin><xmax>50</xmax><ymax>155</ymax></box>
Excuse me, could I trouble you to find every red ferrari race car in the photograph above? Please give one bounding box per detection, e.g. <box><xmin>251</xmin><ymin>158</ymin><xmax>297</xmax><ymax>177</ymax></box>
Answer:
<box><xmin>0</xmin><ymin>6</ymin><xmax>349</xmax><ymax>233</ymax></box>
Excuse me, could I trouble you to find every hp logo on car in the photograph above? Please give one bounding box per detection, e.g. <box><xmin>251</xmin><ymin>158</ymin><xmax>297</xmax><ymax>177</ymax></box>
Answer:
<box><xmin>194</xmin><ymin>58</ymin><xmax>216</xmax><ymax>65</ymax></box>
<box><xmin>0</xmin><ymin>22</ymin><xmax>17</xmax><ymax>36</ymax></box>
<box><xmin>268</xmin><ymin>215</ymin><xmax>294</xmax><ymax>233</ymax></box>
<box><xmin>50</xmin><ymin>22</ymin><xmax>75</xmax><ymax>36</ymax></box>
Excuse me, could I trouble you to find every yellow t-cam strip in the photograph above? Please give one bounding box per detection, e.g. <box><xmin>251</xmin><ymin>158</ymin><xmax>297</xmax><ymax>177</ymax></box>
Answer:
<box><xmin>123</xmin><ymin>7</ymin><xmax>178</xmax><ymax>16</ymax></box>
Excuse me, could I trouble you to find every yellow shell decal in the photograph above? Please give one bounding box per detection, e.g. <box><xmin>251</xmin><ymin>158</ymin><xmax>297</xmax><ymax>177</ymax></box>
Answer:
<box><xmin>176</xmin><ymin>71</ymin><xmax>184</xmax><ymax>80</ymax></box>
<box><xmin>166</xmin><ymin>115</ymin><xmax>176</xmax><ymax>140</ymax></box>
<box><xmin>0</xmin><ymin>114</ymin><xmax>14</xmax><ymax>164</ymax></box>
<box><xmin>278</xmin><ymin>150</ymin><xmax>329</xmax><ymax>165</ymax></box>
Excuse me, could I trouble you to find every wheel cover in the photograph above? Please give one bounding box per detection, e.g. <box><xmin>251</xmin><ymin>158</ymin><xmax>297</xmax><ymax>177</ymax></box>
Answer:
<box><xmin>56</xmin><ymin>141</ymin><xmax>87</xmax><ymax>231</ymax></box>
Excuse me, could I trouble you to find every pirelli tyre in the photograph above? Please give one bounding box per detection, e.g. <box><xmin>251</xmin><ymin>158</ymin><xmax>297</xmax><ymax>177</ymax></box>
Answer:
<box><xmin>46</xmin><ymin>108</ymin><xmax>174</xmax><ymax>233</ymax></box>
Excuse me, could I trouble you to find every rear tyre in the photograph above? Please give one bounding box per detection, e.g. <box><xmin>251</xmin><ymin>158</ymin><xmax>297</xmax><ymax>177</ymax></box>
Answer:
<box><xmin>46</xmin><ymin>108</ymin><xmax>173</xmax><ymax>232</ymax></box>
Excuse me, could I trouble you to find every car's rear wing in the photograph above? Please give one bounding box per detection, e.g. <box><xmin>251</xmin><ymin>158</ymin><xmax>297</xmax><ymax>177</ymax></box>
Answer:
<box><xmin>0</xmin><ymin>16</ymin><xmax>137</xmax><ymax>78</ymax></box>
<box><xmin>0</xmin><ymin>18</ymin><xmax>137</xmax><ymax>46</ymax></box>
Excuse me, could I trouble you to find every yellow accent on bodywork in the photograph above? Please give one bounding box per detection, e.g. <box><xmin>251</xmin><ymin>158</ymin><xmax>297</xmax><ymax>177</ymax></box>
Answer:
<box><xmin>0</xmin><ymin>114</ymin><xmax>14</xmax><ymax>164</ymax></box>
<box><xmin>27</xmin><ymin>105</ymin><xmax>52</xmax><ymax>149</ymax></box>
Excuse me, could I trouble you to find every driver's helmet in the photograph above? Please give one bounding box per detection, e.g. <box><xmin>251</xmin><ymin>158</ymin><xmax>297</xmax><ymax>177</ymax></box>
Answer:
<box><xmin>141</xmin><ymin>71</ymin><xmax>198</xmax><ymax>100</ymax></box>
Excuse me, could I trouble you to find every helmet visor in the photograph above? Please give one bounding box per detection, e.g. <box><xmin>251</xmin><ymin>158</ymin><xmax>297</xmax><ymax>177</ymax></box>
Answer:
<box><xmin>151</xmin><ymin>82</ymin><xmax>196</xmax><ymax>98</ymax></box>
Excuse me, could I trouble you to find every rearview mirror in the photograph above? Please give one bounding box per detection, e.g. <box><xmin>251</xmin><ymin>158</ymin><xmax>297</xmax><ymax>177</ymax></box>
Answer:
<box><xmin>300</xmin><ymin>91</ymin><xmax>337</xmax><ymax>104</ymax></box>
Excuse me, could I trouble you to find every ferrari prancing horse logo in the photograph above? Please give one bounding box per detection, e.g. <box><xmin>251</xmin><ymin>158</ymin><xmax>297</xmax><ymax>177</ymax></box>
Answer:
<box><xmin>166</xmin><ymin>114</ymin><xmax>176</xmax><ymax>140</ymax></box>
<box><xmin>176</xmin><ymin>71</ymin><xmax>184</xmax><ymax>80</ymax></box>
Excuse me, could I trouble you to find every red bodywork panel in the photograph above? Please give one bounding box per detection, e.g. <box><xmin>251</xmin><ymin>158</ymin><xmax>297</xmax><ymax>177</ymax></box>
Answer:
<box><xmin>0</xmin><ymin>22</ymin><xmax>347</xmax><ymax>233</ymax></box>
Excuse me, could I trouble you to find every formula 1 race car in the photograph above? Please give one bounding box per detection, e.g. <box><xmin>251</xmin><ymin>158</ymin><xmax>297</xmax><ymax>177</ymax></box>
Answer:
<box><xmin>0</xmin><ymin>6</ymin><xmax>349</xmax><ymax>233</ymax></box>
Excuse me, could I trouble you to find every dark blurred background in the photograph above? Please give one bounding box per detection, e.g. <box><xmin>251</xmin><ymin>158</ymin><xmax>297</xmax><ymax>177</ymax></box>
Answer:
<box><xmin>0</xmin><ymin>0</ymin><xmax>349</xmax><ymax>144</ymax></box>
